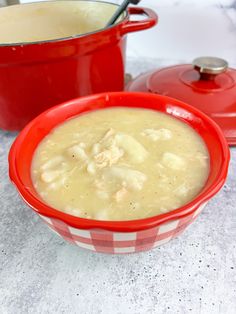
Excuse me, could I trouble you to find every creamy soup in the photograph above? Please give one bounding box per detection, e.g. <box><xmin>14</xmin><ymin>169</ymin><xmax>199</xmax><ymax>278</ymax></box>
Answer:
<box><xmin>0</xmin><ymin>1</ymin><xmax>118</xmax><ymax>44</ymax></box>
<box><xmin>31</xmin><ymin>108</ymin><xmax>209</xmax><ymax>221</ymax></box>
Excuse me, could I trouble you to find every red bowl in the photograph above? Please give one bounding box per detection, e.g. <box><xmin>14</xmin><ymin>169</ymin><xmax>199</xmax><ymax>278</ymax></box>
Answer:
<box><xmin>8</xmin><ymin>92</ymin><xmax>230</xmax><ymax>253</ymax></box>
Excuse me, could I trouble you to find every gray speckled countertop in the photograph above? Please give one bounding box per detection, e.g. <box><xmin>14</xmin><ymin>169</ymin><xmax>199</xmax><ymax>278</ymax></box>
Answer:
<box><xmin>1</xmin><ymin>59</ymin><xmax>236</xmax><ymax>314</ymax></box>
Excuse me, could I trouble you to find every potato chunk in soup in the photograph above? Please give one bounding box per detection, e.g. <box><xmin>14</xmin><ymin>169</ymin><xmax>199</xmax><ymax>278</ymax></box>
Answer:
<box><xmin>31</xmin><ymin>107</ymin><xmax>209</xmax><ymax>221</ymax></box>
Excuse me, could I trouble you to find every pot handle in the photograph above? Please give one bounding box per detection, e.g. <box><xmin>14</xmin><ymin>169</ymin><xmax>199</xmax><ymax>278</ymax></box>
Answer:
<box><xmin>121</xmin><ymin>7</ymin><xmax>158</xmax><ymax>35</ymax></box>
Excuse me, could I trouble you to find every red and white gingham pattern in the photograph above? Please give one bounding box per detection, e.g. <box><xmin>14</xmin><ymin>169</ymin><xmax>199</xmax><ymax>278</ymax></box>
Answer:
<box><xmin>38</xmin><ymin>203</ymin><xmax>207</xmax><ymax>254</ymax></box>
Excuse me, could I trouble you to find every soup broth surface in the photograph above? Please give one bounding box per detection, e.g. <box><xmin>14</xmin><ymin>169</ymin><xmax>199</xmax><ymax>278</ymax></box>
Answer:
<box><xmin>32</xmin><ymin>107</ymin><xmax>209</xmax><ymax>221</ymax></box>
<box><xmin>0</xmin><ymin>1</ymin><xmax>118</xmax><ymax>44</ymax></box>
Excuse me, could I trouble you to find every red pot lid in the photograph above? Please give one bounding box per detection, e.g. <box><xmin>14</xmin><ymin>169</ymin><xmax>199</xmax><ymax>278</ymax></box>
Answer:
<box><xmin>127</xmin><ymin>57</ymin><xmax>236</xmax><ymax>146</ymax></box>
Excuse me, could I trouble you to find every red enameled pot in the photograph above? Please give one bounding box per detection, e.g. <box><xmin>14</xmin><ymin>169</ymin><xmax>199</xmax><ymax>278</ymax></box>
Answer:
<box><xmin>0</xmin><ymin>1</ymin><xmax>157</xmax><ymax>131</ymax></box>
<box><xmin>8</xmin><ymin>92</ymin><xmax>230</xmax><ymax>254</ymax></box>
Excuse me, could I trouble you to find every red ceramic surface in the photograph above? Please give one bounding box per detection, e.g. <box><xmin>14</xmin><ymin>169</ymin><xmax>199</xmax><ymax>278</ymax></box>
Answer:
<box><xmin>0</xmin><ymin>1</ymin><xmax>157</xmax><ymax>131</ymax></box>
<box><xmin>127</xmin><ymin>64</ymin><xmax>236</xmax><ymax>145</ymax></box>
<box><xmin>8</xmin><ymin>92</ymin><xmax>230</xmax><ymax>253</ymax></box>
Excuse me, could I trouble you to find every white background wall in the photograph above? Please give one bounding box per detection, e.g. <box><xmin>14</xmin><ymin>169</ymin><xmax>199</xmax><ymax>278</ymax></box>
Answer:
<box><xmin>123</xmin><ymin>0</ymin><xmax>236</xmax><ymax>65</ymax></box>
<box><xmin>19</xmin><ymin>0</ymin><xmax>236</xmax><ymax>65</ymax></box>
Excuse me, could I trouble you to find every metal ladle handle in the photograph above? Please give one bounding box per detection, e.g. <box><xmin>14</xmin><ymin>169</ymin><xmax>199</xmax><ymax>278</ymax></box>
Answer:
<box><xmin>106</xmin><ymin>0</ymin><xmax>141</xmax><ymax>27</ymax></box>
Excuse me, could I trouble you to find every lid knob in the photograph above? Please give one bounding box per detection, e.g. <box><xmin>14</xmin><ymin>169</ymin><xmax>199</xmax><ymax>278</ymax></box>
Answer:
<box><xmin>193</xmin><ymin>57</ymin><xmax>228</xmax><ymax>75</ymax></box>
